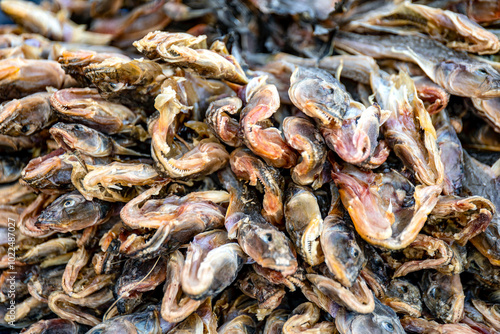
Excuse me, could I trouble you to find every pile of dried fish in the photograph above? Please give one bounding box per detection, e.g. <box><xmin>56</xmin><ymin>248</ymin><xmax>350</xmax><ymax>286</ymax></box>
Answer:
<box><xmin>3</xmin><ymin>0</ymin><xmax>500</xmax><ymax>333</ymax></box>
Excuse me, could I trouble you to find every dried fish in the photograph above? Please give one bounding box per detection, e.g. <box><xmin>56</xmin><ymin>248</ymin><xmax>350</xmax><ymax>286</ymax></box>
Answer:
<box><xmin>35</xmin><ymin>191</ymin><xmax>112</xmax><ymax>233</ymax></box>
<box><xmin>337</xmin><ymin>31</ymin><xmax>500</xmax><ymax>99</ymax></box>
<box><xmin>0</xmin><ymin>92</ymin><xmax>55</xmax><ymax>136</ymax></box>
<box><xmin>1</xmin><ymin>0</ymin><xmax>113</xmax><ymax>44</ymax></box>
<box><xmin>230</xmin><ymin>147</ymin><xmax>284</xmax><ymax>227</ymax></box>
<box><xmin>283</xmin><ymin>116</ymin><xmax>327</xmax><ymax>188</ymax></box>
<box><xmin>420</xmin><ymin>271</ymin><xmax>465</xmax><ymax>323</ymax></box>
<box><xmin>0</xmin><ymin>58</ymin><xmax>69</xmax><ymax>101</ymax></box>
<box><xmin>220</xmin><ymin>168</ymin><xmax>297</xmax><ymax>276</ymax></box>
<box><xmin>84</xmin><ymin>57</ymin><xmax>165</xmax><ymax>108</ymax></box>
<box><xmin>182</xmin><ymin>230</ymin><xmax>246</xmax><ymax>300</ymax></box>
<box><xmin>336</xmin><ymin>298</ymin><xmax>405</xmax><ymax>334</ymax></box>
<box><xmin>50</xmin><ymin>122</ymin><xmax>143</xmax><ymax>158</ymax></box>
<box><xmin>372</xmin><ymin>70</ymin><xmax>444</xmax><ymax>186</ymax></box>
<box><xmin>345</xmin><ymin>1</ymin><xmax>500</xmax><ymax>54</ymax></box>
<box><xmin>332</xmin><ymin>163</ymin><xmax>441</xmax><ymax>249</ymax></box>
<box><xmin>135</xmin><ymin>31</ymin><xmax>248</xmax><ymax>84</ymax></box>
<box><xmin>50</xmin><ymin>88</ymin><xmax>148</xmax><ymax>140</ymax></box>
<box><xmin>240</xmin><ymin>76</ymin><xmax>297</xmax><ymax>168</ymax></box>
<box><xmin>321</xmin><ymin>186</ymin><xmax>365</xmax><ymax>288</ymax></box>
<box><xmin>282</xmin><ymin>302</ymin><xmax>335</xmax><ymax>333</ymax></box>
<box><xmin>284</xmin><ymin>183</ymin><xmax>324</xmax><ymax>266</ymax></box>
<box><xmin>151</xmin><ymin>86</ymin><xmax>229</xmax><ymax>179</ymax></box>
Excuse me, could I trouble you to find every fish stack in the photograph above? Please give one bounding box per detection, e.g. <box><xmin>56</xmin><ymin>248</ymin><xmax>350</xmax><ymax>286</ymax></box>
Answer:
<box><xmin>1</xmin><ymin>0</ymin><xmax>500</xmax><ymax>333</ymax></box>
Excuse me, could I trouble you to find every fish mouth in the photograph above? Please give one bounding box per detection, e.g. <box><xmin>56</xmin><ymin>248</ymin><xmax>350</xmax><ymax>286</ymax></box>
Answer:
<box><xmin>481</xmin><ymin>84</ymin><xmax>500</xmax><ymax>98</ymax></box>
<box><xmin>49</xmin><ymin>125</ymin><xmax>77</xmax><ymax>148</ymax></box>
<box><xmin>34</xmin><ymin>218</ymin><xmax>60</xmax><ymax>228</ymax></box>
<box><xmin>257</xmin><ymin>256</ymin><xmax>298</xmax><ymax>276</ymax></box>
<box><xmin>50</xmin><ymin>94</ymin><xmax>70</xmax><ymax>113</ymax></box>
<box><xmin>307</xmin><ymin>103</ymin><xmax>341</xmax><ymax>125</ymax></box>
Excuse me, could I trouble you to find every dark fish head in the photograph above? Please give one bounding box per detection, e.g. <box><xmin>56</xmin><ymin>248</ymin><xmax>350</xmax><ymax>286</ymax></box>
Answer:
<box><xmin>35</xmin><ymin>191</ymin><xmax>111</xmax><ymax>232</ymax></box>
<box><xmin>321</xmin><ymin>219</ymin><xmax>365</xmax><ymax>287</ymax></box>
<box><xmin>420</xmin><ymin>271</ymin><xmax>464</xmax><ymax>323</ymax></box>
<box><xmin>336</xmin><ymin>298</ymin><xmax>405</xmax><ymax>334</ymax></box>
<box><xmin>386</xmin><ymin>279</ymin><xmax>422</xmax><ymax>316</ymax></box>
<box><xmin>289</xmin><ymin>67</ymin><xmax>350</xmax><ymax>125</ymax></box>
<box><xmin>238</xmin><ymin>217</ymin><xmax>298</xmax><ymax>276</ymax></box>
<box><xmin>86</xmin><ymin>308</ymin><xmax>161</xmax><ymax>334</ymax></box>
<box><xmin>436</xmin><ymin>60</ymin><xmax>500</xmax><ymax>98</ymax></box>
<box><xmin>49</xmin><ymin>122</ymin><xmax>105</xmax><ymax>154</ymax></box>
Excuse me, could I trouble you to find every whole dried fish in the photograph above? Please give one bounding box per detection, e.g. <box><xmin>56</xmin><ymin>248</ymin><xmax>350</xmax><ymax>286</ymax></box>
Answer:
<box><xmin>181</xmin><ymin>230</ymin><xmax>246</xmax><ymax>300</ymax></box>
<box><xmin>220</xmin><ymin>168</ymin><xmax>298</xmax><ymax>276</ymax></box>
<box><xmin>336</xmin><ymin>31</ymin><xmax>500</xmax><ymax>99</ymax></box>
<box><xmin>50</xmin><ymin>88</ymin><xmax>148</xmax><ymax>140</ymax></box>
<box><xmin>332</xmin><ymin>163</ymin><xmax>441</xmax><ymax>249</ymax></box>
<box><xmin>372</xmin><ymin>70</ymin><xmax>444</xmax><ymax>186</ymax></box>
<box><xmin>288</xmin><ymin>67</ymin><xmax>350</xmax><ymax>125</ymax></box>
<box><xmin>205</xmin><ymin>96</ymin><xmax>243</xmax><ymax>148</ymax></box>
<box><xmin>283</xmin><ymin>116</ymin><xmax>327</xmax><ymax>188</ymax></box>
<box><xmin>50</xmin><ymin>122</ymin><xmax>143</xmax><ymax>158</ymax></box>
<box><xmin>84</xmin><ymin>57</ymin><xmax>165</xmax><ymax>108</ymax></box>
<box><xmin>284</xmin><ymin>183</ymin><xmax>324</xmax><ymax>266</ymax></box>
<box><xmin>230</xmin><ymin>148</ymin><xmax>284</xmax><ymax>227</ymax></box>
<box><xmin>321</xmin><ymin>186</ymin><xmax>365</xmax><ymax>288</ymax></box>
<box><xmin>70</xmin><ymin>161</ymin><xmax>159</xmax><ymax>202</ymax></box>
<box><xmin>135</xmin><ymin>31</ymin><xmax>248</xmax><ymax>84</ymax></box>
<box><xmin>345</xmin><ymin>1</ymin><xmax>500</xmax><ymax>54</ymax></box>
<box><xmin>57</xmin><ymin>49</ymin><xmax>131</xmax><ymax>86</ymax></box>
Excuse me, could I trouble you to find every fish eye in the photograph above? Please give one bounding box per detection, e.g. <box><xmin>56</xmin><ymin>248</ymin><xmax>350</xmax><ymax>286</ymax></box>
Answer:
<box><xmin>263</xmin><ymin>233</ymin><xmax>273</xmax><ymax>242</ymax></box>
<box><xmin>109</xmin><ymin>82</ymin><xmax>123</xmax><ymax>91</ymax></box>
<box><xmin>381</xmin><ymin>321</ymin><xmax>394</xmax><ymax>332</ymax></box>
<box><xmin>428</xmin><ymin>287</ymin><xmax>437</xmax><ymax>299</ymax></box>
<box><xmin>476</xmin><ymin>68</ymin><xmax>488</xmax><ymax>75</ymax></box>
<box><xmin>63</xmin><ymin>199</ymin><xmax>75</xmax><ymax>207</ymax></box>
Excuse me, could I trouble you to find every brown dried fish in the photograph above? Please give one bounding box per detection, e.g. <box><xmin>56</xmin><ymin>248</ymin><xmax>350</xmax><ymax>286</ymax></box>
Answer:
<box><xmin>0</xmin><ymin>92</ymin><xmax>55</xmax><ymax>136</ymax></box>
<box><xmin>1</xmin><ymin>0</ymin><xmax>113</xmax><ymax>45</ymax></box>
<box><xmin>345</xmin><ymin>2</ymin><xmax>500</xmax><ymax>54</ymax></box>
<box><xmin>151</xmin><ymin>86</ymin><xmax>229</xmax><ymax>179</ymax></box>
<box><xmin>332</xmin><ymin>163</ymin><xmax>441</xmax><ymax>249</ymax></box>
<box><xmin>283</xmin><ymin>116</ymin><xmax>327</xmax><ymax>188</ymax></box>
<box><xmin>0</xmin><ymin>58</ymin><xmax>69</xmax><ymax>101</ymax></box>
<box><xmin>135</xmin><ymin>31</ymin><xmax>248</xmax><ymax>84</ymax></box>
<box><xmin>50</xmin><ymin>88</ymin><xmax>148</xmax><ymax>140</ymax></box>
<box><xmin>337</xmin><ymin>31</ymin><xmax>500</xmax><ymax>99</ymax></box>
<box><xmin>240</xmin><ymin>76</ymin><xmax>297</xmax><ymax>168</ymax></box>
